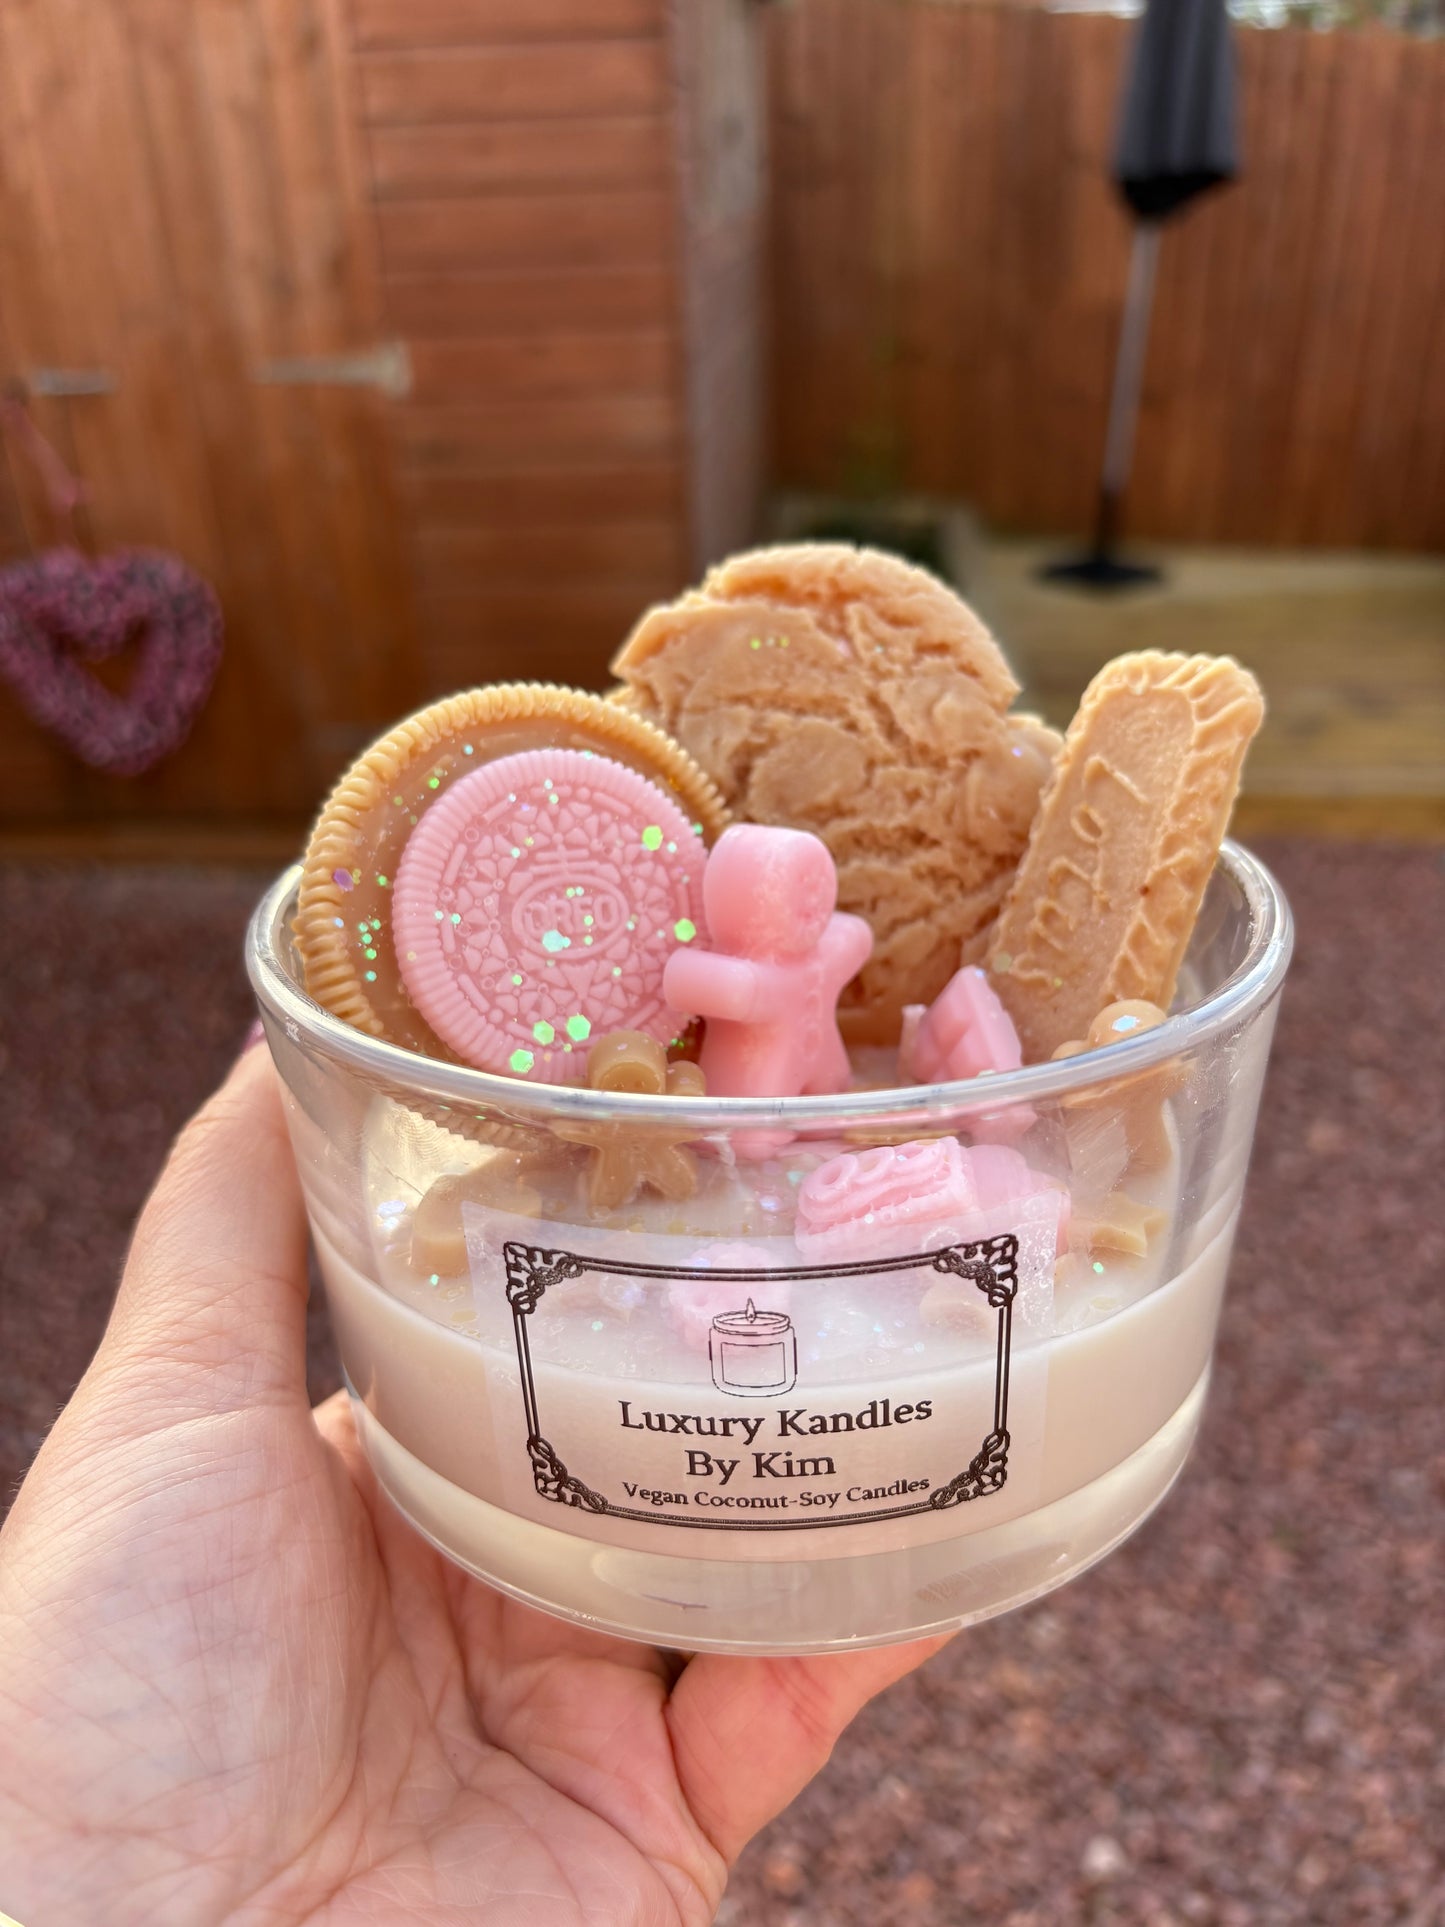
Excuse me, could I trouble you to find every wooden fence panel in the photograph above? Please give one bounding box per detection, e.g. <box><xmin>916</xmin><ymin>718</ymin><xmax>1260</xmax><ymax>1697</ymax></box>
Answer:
<box><xmin>370</xmin><ymin>118</ymin><xmax>669</xmax><ymax>199</ymax></box>
<box><xmin>385</xmin><ymin>266</ymin><xmax>676</xmax><ymax>339</ymax></box>
<box><xmin>351</xmin><ymin>0</ymin><xmax>665</xmax><ymax>50</ymax></box>
<box><xmin>358</xmin><ymin>43</ymin><xmax>669</xmax><ymax>125</ymax></box>
<box><xmin>376</xmin><ymin>190</ymin><xmax>676</xmax><ymax>277</ymax></box>
<box><xmin>769</xmin><ymin>0</ymin><xmax>1445</xmax><ymax>550</ymax></box>
<box><xmin>0</xmin><ymin>0</ymin><xmax>761</xmax><ymax>833</ymax></box>
<box><xmin>0</xmin><ymin>0</ymin><xmax>418</xmax><ymax>823</ymax></box>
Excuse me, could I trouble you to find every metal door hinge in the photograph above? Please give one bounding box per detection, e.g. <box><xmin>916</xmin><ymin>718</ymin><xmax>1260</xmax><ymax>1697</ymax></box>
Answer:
<box><xmin>255</xmin><ymin>341</ymin><xmax>411</xmax><ymax>399</ymax></box>
<box><xmin>24</xmin><ymin>368</ymin><xmax>118</xmax><ymax>397</ymax></box>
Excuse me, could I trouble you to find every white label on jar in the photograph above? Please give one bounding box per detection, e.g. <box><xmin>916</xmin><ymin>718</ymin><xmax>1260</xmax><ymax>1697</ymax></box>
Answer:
<box><xmin>464</xmin><ymin>1194</ymin><xmax>1058</xmax><ymax>1554</ymax></box>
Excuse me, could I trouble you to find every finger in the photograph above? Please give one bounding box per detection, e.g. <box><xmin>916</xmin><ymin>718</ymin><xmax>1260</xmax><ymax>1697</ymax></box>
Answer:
<box><xmin>101</xmin><ymin>1040</ymin><xmax>310</xmax><ymax>1407</ymax></box>
<box><xmin>666</xmin><ymin>1636</ymin><xmax>953</xmax><ymax>1863</ymax></box>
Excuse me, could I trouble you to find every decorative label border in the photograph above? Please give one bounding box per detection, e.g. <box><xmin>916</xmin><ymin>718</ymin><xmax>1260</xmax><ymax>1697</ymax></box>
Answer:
<box><xmin>501</xmin><ymin>1236</ymin><xmax>1019</xmax><ymax>1532</ymax></box>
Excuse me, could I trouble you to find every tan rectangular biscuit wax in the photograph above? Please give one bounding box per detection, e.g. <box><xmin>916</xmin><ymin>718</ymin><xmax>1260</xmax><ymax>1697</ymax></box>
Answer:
<box><xmin>985</xmin><ymin>652</ymin><xmax>1264</xmax><ymax>1061</ymax></box>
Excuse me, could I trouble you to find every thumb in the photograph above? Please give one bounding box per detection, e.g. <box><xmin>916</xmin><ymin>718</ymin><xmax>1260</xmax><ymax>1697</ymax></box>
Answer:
<box><xmin>667</xmin><ymin>1638</ymin><xmax>953</xmax><ymax>1864</ymax></box>
<box><xmin>100</xmin><ymin>1037</ymin><xmax>310</xmax><ymax>1410</ymax></box>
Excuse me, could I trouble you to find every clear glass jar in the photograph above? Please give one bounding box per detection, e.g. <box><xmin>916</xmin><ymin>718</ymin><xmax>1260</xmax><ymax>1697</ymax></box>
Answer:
<box><xmin>246</xmin><ymin>841</ymin><xmax>1292</xmax><ymax>1655</ymax></box>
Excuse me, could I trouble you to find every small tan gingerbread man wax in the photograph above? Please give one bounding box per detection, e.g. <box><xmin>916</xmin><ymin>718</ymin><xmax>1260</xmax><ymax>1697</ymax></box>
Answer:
<box><xmin>1051</xmin><ymin>999</ymin><xmax>1177</xmax><ymax>1260</ymax></box>
<box><xmin>1052</xmin><ymin>1000</ymin><xmax>1177</xmax><ymax>1174</ymax></box>
<box><xmin>557</xmin><ymin>1031</ymin><xmax>706</xmax><ymax>1211</ymax></box>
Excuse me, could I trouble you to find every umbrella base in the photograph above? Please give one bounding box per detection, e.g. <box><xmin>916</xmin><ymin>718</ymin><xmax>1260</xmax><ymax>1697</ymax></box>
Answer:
<box><xmin>1039</xmin><ymin>550</ymin><xmax>1162</xmax><ymax>592</ymax></box>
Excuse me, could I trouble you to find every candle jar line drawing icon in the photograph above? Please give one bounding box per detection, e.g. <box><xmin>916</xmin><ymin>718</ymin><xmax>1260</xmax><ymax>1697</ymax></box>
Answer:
<box><xmin>710</xmin><ymin>1299</ymin><xmax>798</xmax><ymax>1397</ymax></box>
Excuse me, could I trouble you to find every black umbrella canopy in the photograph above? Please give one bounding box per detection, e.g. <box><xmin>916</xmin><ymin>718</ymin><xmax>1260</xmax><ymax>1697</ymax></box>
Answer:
<box><xmin>1114</xmin><ymin>0</ymin><xmax>1239</xmax><ymax>222</ymax></box>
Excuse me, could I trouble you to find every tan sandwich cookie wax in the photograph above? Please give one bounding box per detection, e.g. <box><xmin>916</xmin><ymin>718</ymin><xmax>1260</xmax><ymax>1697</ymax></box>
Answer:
<box><xmin>982</xmin><ymin>652</ymin><xmax>1264</xmax><ymax>1061</ymax></box>
<box><xmin>610</xmin><ymin>544</ymin><xmax>1060</xmax><ymax>1045</ymax></box>
<box><xmin>296</xmin><ymin>684</ymin><xmax>729</xmax><ymax>1067</ymax></box>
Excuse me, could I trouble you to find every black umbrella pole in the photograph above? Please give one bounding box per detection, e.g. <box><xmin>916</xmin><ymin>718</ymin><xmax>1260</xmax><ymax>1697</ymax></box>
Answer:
<box><xmin>1096</xmin><ymin>220</ymin><xmax>1161</xmax><ymax>548</ymax></box>
<box><xmin>1042</xmin><ymin>221</ymin><xmax>1162</xmax><ymax>589</ymax></box>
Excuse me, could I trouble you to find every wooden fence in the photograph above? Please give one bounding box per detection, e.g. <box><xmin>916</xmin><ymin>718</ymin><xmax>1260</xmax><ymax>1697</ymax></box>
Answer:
<box><xmin>0</xmin><ymin>0</ymin><xmax>765</xmax><ymax>831</ymax></box>
<box><xmin>0</xmin><ymin>0</ymin><xmax>1438</xmax><ymax>835</ymax></box>
<box><xmin>769</xmin><ymin>1</ymin><xmax>1445</xmax><ymax>550</ymax></box>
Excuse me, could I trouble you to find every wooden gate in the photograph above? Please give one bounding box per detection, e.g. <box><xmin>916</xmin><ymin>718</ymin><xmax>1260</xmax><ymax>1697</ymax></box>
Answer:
<box><xmin>0</xmin><ymin>0</ymin><xmax>417</xmax><ymax>829</ymax></box>
<box><xmin>0</xmin><ymin>0</ymin><xmax>769</xmax><ymax>842</ymax></box>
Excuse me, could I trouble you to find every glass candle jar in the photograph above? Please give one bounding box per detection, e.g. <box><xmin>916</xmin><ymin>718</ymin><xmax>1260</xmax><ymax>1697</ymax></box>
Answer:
<box><xmin>246</xmin><ymin>841</ymin><xmax>1291</xmax><ymax>1655</ymax></box>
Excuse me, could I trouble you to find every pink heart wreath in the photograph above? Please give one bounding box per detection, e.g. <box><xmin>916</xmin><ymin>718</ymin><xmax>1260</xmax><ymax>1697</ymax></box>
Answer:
<box><xmin>0</xmin><ymin>547</ymin><xmax>223</xmax><ymax>777</ymax></box>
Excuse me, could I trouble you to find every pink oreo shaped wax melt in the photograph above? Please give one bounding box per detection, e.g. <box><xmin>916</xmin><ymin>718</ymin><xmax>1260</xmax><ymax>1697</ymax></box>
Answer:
<box><xmin>392</xmin><ymin>747</ymin><xmax>705</xmax><ymax>1081</ymax></box>
<box><xmin>795</xmin><ymin>1137</ymin><xmax>1067</xmax><ymax>1264</ymax></box>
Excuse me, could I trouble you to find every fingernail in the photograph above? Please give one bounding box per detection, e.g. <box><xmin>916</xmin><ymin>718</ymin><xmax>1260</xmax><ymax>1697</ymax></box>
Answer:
<box><xmin>241</xmin><ymin>1017</ymin><xmax>267</xmax><ymax>1054</ymax></box>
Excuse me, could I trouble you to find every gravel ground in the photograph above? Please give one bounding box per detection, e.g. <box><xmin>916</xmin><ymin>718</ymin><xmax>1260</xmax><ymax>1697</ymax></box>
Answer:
<box><xmin>1</xmin><ymin>840</ymin><xmax>1441</xmax><ymax>1925</ymax></box>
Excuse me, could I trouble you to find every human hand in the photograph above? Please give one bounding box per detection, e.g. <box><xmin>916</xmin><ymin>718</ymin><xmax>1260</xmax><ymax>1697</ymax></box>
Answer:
<box><xmin>0</xmin><ymin>1044</ymin><xmax>946</xmax><ymax>1925</ymax></box>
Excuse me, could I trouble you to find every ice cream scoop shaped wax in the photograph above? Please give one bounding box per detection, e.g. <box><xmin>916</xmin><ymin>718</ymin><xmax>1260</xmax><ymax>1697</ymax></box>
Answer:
<box><xmin>611</xmin><ymin>543</ymin><xmax>1061</xmax><ymax>1044</ymax></box>
<box><xmin>393</xmin><ymin>748</ymin><xmax>707</xmax><ymax>1080</ymax></box>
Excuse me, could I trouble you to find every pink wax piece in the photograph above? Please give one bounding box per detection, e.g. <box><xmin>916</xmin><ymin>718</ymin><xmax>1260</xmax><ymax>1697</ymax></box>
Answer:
<box><xmin>796</xmin><ymin>1137</ymin><xmax>976</xmax><ymax>1263</ymax></box>
<box><xmin>964</xmin><ymin>1099</ymin><xmax>1037</xmax><ymax>1148</ymax></box>
<box><xmin>662</xmin><ymin>824</ymin><xmax>872</xmax><ymax>1103</ymax></box>
<box><xmin>392</xmin><ymin>747</ymin><xmax>705</xmax><ymax>1080</ymax></box>
<box><xmin>968</xmin><ymin>1142</ymin><xmax>1070</xmax><ymax>1252</ymax></box>
<box><xmin>795</xmin><ymin>1137</ymin><xmax>1068</xmax><ymax>1263</ymax></box>
<box><xmin>901</xmin><ymin>965</ymin><xmax>1036</xmax><ymax>1145</ymax></box>
<box><xmin>903</xmin><ymin>965</ymin><xmax>1023</xmax><ymax>1082</ymax></box>
<box><xmin>669</xmin><ymin>1242</ymin><xmax>785</xmax><ymax>1349</ymax></box>
<box><xmin>898</xmin><ymin>1003</ymin><xmax>926</xmax><ymax>1072</ymax></box>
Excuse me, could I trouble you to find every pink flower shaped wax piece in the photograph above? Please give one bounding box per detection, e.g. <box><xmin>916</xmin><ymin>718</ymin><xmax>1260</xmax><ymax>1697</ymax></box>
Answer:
<box><xmin>393</xmin><ymin>747</ymin><xmax>705</xmax><ymax>1081</ymax></box>
<box><xmin>669</xmin><ymin>1243</ymin><xmax>785</xmax><ymax>1350</ymax></box>
<box><xmin>900</xmin><ymin>965</ymin><xmax>1035</xmax><ymax>1145</ymax></box>
<box><xmin>662</xmin><ymin>824</ymin><xmax>873</xmax><ymax>1100</ymax></box>
<box><xmin>795</xmin><ymin>1137</ymin><xmax>1067</xmax><ymax>1263</ymax></box>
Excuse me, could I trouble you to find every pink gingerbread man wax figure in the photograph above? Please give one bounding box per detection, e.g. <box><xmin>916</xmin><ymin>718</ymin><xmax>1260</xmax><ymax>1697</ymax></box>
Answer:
<box><xmin>662</xmin><ymin>824</ymin><xmax>873</xmax><ymax>1100</ymax></box>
